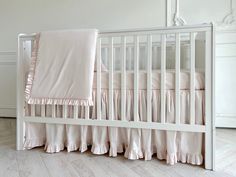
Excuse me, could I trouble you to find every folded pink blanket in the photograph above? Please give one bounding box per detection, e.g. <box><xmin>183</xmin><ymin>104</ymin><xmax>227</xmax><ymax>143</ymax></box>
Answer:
<box><xmin>25</xmin><ymin>29</ymin><xmax>98</xmax><ymax>105</ymax></box>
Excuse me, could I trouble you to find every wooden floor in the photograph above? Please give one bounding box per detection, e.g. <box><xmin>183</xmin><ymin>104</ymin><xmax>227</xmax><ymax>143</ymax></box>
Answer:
<box><xmin>0</xmin><ymin>118</ymin><xmax>235</xmax><ymax>177</ymax></box>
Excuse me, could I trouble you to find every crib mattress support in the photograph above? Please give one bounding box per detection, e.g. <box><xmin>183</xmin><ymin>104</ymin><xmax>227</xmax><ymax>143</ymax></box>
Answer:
<box><xmin>23</xmin><ymin>116</ymin><xmax>206</xmax><ymax>132</ymax></box>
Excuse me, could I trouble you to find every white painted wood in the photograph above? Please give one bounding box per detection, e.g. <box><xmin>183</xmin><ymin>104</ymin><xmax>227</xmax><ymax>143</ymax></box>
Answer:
<box><xmin>99</xmin><ymin>27</ymin><xmax>211</xmax><ymax>37</ymax></box>
<box><xmin>18</xmin><ymin>25</ymin><xmax>213</xmax><ymax>42</ymax></box>
<box><xmin>73</xmin><ymin>106</ymin><xmax>78</xmax><ymax>119</ymax></box>
<box><xmin>205</xmin><ymin>30</ymin><xmax>214</xmax><ymax>170</ymax></box>
<box><xmin>216</xmin><ymin>116</ymin><xmax>236</xmax><ymax>128</ymax></box>
<box><xmin>23</xmin><ymin>116</ymin><xmax>206</xmax><ymax>133</ymax></box>
<box><xmin>52</xmin><ymin>105</ymin><xmax>56</xmax><ymax>118</ymax></box>
<box><xmin>16</xmin><ymin>36</ymin><xmax>25</xmax><ymax>150</ymax></box>
<box><xmin>121</xmin><ymin>37</ymin><xmax>126</xmax><ymax>121</ymax></box>
<box><xmin>63</xmin><ymin>105</ymin><xmax>67</xmax><ymax>119</ymax></box>
<box><xmin>134</xmin><ymin>36</ymin><xmax>139</xmax><ymax>122</ymax></box>
<box><xmin>109</xmin><ymin>37</ymin><xmax>114</xmax><ymax>121</ymax></box>
<box><xmin>30</xmin><ymin>104</ymin><xmax>35</xmax><ymax>117</ymax></box>
<box><xmin>41</xmin><ymin>105</ymin><xmax>45</xmax><ymax>117</ymax></box>
<box><xmin>212</xmin><ymin>24</ymin><xmax>216</xmax><ymax>171</ymax></box>
<box><xmin>161</xmin><ymin>34</ymin><xmax>166</xmax><ymax>124</ymax></box>
<box><xmin>85</xmin><ymin>106</ymin><xmax>90</xmax><ymax>120</ymax></box>
<box><xmin>190</xmin><ymin>32</ymin><xmax>195</xmax><ymax>125</ymax></box>
<box><xmin>175</xmin><ymin>33</ymin><xmax>180</xmax><ymax>125</ymax></box>
<box><xmin>96</xmin><ymin>38</ymin><xmax>102</xmax><ymax>120</ymax></box>
<box><xmin>147</xmin><ymin>35</ymin><xmax>152</xmax><ymax>122</ymax></box>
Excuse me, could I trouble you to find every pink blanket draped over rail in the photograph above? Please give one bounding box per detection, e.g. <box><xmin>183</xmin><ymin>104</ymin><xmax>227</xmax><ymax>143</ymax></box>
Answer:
<box><xmin>25</xmin><ymin>29</ymin><xmax>98</xmax><ymax>106</ymax></box>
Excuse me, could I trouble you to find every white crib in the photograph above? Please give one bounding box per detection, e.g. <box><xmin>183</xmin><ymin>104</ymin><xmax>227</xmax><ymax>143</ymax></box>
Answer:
<box><xmin>17</xmin><ymin>24</ymin><xmax>215</xmax><ymax>169</ymax></box>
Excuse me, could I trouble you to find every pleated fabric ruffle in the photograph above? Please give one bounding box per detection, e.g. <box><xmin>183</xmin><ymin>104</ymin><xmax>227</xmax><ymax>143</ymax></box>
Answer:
<box><xmin>24</xmin><ymin>89</ymin><xmax>205</xmax><ymax>166</ymax></box>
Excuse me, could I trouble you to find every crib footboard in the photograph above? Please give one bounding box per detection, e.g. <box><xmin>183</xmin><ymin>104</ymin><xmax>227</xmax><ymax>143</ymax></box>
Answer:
<box><xmin>17</xmin><ymin>24</ymin><xmax>215</xmax><ymax>170</ymax></box>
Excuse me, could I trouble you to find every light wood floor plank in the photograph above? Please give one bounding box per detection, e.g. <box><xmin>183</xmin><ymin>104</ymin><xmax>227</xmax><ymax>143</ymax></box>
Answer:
<box><xmin>16</xmin><ymin>150</ymin><xmax>50</xmax><ymax>177</ymax></box>
<box><xmin>0</xmin><ymin>147</ymin><xmax>20</xmax><ymax>177</ymax></box>
<box><xmin>41</xmin><ymin>153</ymin><xmax>79</xmax><ymax>177</ymax></box>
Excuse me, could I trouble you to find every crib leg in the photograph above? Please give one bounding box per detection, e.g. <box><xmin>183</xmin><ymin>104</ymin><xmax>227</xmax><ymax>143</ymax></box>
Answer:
<box><xmin>205</xmin><ymin>129</ymin><xmax>214</xmax><ymax>170</ymax></box>
<box><xmin>16</xmin><ymin>35</ymin><xmax>26</xmax><ymax>151</ymax></box>
<box><xmin>16</xmin><ymin>117</ymin><xmax>25</xmax><ymax>150</ymax></box>
<box><xmin>204</xmin><ymin>29</ymin><xmax>215</xmax><ymax>171</ymax></box>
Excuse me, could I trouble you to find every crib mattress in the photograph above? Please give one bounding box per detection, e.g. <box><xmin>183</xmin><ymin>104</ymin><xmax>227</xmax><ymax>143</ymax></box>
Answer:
<box><xmin>92</xmin><ymin>70</ymin><xmax>204</xmax><ymax>90</ymax></box>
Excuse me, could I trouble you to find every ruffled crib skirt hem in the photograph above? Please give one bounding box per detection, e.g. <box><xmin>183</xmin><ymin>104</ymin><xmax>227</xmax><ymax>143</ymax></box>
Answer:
<box><xmin>24</xmin><ymin>138</ymin><xmax>45</xmax><ymax>149</ymax></box>
<box><xmin>24</xmin><ymin>140</ymin><xmax>203</xmax><ymax>165</ymax></box>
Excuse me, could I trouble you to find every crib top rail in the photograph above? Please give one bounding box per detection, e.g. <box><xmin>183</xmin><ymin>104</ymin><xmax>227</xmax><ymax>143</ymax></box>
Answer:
<box><xmin>18</xmin><ymin>23</ymin><xmax>213</xmax><ymax>40</ymax></box>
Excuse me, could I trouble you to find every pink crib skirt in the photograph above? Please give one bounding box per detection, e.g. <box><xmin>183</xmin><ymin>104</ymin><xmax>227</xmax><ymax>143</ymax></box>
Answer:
<box><xmin>24</xmin><ymin>89</ymin><xmax>205</xmax><ymax>166</ymax></box>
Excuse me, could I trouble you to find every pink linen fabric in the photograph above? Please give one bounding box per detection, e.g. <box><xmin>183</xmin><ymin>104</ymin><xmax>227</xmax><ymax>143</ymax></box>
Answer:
<box><xmin>92</xmin><ymin>70</ymin><xmax>204</xmax><ymax>90</ymax></box>
<box><xmin>24</xmin><ymin>89</ymin><xmax>204</xmax><ymax>166</ymax></box>
<box><xmin>25</xmin><ymin>29</ymin><xmax>98</xmax><ymax>106</ymax></box>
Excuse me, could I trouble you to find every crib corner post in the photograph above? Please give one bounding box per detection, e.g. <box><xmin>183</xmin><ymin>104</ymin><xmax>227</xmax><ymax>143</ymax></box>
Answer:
<box><xmin>16</xmin><ymin>34</ymin><xmax>25</xmax><ymax>151</ymax></box>
<box><xmin>204</xmin><ymin>24</ymin><xmax>215</xmax><ymax>171</ymax></box>
<box><xmin>16</xmin><ymin>117</ymin><xmax>25</xmax><ymax>151</ymax></box>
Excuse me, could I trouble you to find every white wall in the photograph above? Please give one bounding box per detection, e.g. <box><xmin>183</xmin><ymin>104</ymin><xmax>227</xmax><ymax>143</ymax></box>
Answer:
<box><xmin>0</xmin><ymin>0</ymin><xmax>166</xmax><ymax>51</ymax></box>
<box><xmin>0</xmin><ymin>0</ymin><xmax>235</xmax><ymax>117</ymax></box>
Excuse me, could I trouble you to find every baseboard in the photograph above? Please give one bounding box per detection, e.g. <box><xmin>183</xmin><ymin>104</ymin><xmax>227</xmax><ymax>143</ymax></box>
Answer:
<box><xmin>0</xmin><ymin>51</ymin><xmax>17</xmax><ymax>118</ymax></box>
<box><xmin>0</xmin><ymin>108</ymin><xmax>16</xmax><ymax>118</ymax></box>
<box><xmin>215</xmin><ymin>115</ymin><xmax>236</xmax><ymax>128</ymax></box>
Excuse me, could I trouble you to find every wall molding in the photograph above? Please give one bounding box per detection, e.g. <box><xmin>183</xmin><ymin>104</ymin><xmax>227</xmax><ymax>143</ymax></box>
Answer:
<box><xmin>0</xmin><ymin>105</ymin><xmax>16</xmax><ymax>109</ymax></box>
<box><xmin>172</xmin><ymin>0</ymin><xmax>186</xmax><ymax>26</ymax></box>
<box><xmin>216</xmin><ymin>116</ymin><xmax>236</xmax><ymax>128</ymax></box>
<box><xmin>219</xmin><ymin>0</ymin><xmax>236</xmax><ymax>26</ymax></box>
<box><xmin>0</xmin><ymin>108</ymin><xmax>16</xmax><ymax>117</ymax></box>
<box><xmin>0</xmin><ymin>51</ymin><xmax>17</xmax><ymax>117</ymax></box>
<box><xmin>171</xmin><ymin>0</ymin><xmax>236</xmax><ymax>28</ymax></box>
<box><xmin>0</xmin><ymin>51</ymin><xmax>17</xmax><ymax>65</ymax></box>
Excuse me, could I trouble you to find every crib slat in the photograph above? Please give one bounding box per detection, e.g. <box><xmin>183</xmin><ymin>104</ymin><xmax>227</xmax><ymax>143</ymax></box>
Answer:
<box><xmin>73</xmin><ymin>106</ymin><xmax>78</xmax><ymax>119</ymax></box>
<box><xmin>30</xmin><ymin>104</ymin><xmax>35</xmax><ymax>117</ymax></box>
<box><xmin>104</xmin><ymin>47</ymin><xmax>108</xmax><ymax>70</ymax></box>
<box><xmin>52</xmin><ymin>104</ymin><xmax>56</xmax><ymax>118</ymax></box>
<box><xmin>190</xmin><ymin>32</ymin><xmax>195</xmax><ymax>125</ymax></box>
<box><xmin>121</xmin><ymin>36</ymin><xmax>126</xmax><ymax>121</ymax></box>
<box><xmin>128</xmin><ymin>47</ymin><xmax>132</xmax><ymax>70</ymax></box>
<box><xmin>175</xmin><ymin>33</ymin><xmax>181</xmax><ymax>124</ymax></box>
<box><xmin>161</xmin><ymin>34</ymin><xmax>166</xmax><ymax>124</ymax></box>
<box><xmin>63</xmin><ymin>105</ymin><xmax>67</xmax><ymax>118</ymax></box>
<box><xmin>134</xmin><ymin>36</ymin><xmax>139</xmax><ymax>122</ymax></box>
<box><xmin>97</xmin><ymin>38</ymin><xmax>102</xmax><ymax>120</ymax></box>
<box><xmin>147</xmin><ymin>35</ymin><xmax>152</xmax><ymax>122</ymax></box>
<box><xmin>41</xmin><ymin>105</ymin><xmax>45</xmax><ymax>117</ymax></box>
<box><xmin>85</xmin><ymin>106</ymin><xmax>90</xmax><ymax>119</ymax></box>
<box><xmin>109</xmin><ymin>37</ymin><xmax>114</xmax><ymax>120</ymax></box>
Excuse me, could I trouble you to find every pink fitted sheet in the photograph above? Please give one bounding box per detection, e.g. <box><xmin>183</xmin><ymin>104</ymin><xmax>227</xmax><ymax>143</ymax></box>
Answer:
<box><xmin>92</xmin><ymin>70</ymin><xmax>204</xmax><ymax>90</ymax></box>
